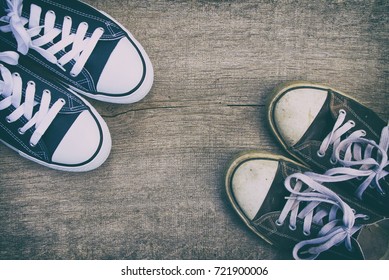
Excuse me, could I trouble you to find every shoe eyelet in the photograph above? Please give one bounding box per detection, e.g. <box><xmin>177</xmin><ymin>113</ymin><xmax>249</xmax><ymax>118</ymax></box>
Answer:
<box><xmin>70</xmin><ymin>72</ymin><xmax>77</xmax><ymax>77</ymax></box>
<box><xmin>13</xmin><ymin>72</ymin><xmax>20</xmax><ymax>77</ymax></box>
<box><xmin>363</xmin><ymin>215</ymin><xmax>370</xmax><ymax>221</ymax></box>
<box><xmin>360</xmin><ymin>130</ymin><xmax>366</xmax><ymax>136</ymax></box>
<box><xmin>65</xmin><ymin>16</ymin><xmax>71</xmax><ymax>20</ymax></box>
<box><xmin>275</xmin><ymin>220</ymin><xmax>283</xmax><ymax>227</ymax></box>
<box><xmin>28</xmin><ymin>81</ymin><xmax>35</xmax><ymax>86</ymax></box>
<box><xmin>81</xmin><ymin>22</ymin><xmax>88</xmax><ymax>27</ymax></box>
<box><xmin>330</xmin><ymin>158</ymin><xmax>338</xmax><ymax>165</ymax></box>
<box><xmin>317</xmin><ymin>150</ymin><xmax>325</xmax><ymax>158</ymax></box>
<box><xmin>58</xmin><ymin>98</ymin><xmax>66</xmax><ymax>104</ymax></box>
<box><xmin>351</xmin><ymin>208</ymin><xmax>356</xmax><ymax>214</ymax></box>
<box><xmin>303</xmin><ymin>230</ymin><xmax>311</xmax><ymax>236</ymax></box>
<box><xmin>289</xmin><ymin>224</ymin><xmax>296</xmax><ymax>231</ymax></box>
<box><xmin>97</xmin><ymin>27</ymin><xmax>104</xmax><ymax>32</ymax></box>
<box><xmin>48</xmin><ymin>10</ymin><xmax>55</xmax><ymax>15</ymax></box>
<box><xmin>29</xmin><ymin>141</ymin><xmax>36</xmax><ymax>147</ymax></box>
<box><xmin>18</xmin><ymin>128</ymin><xmax>25</xmax><ymax>135</ymax></box>
<box><xmin>5</xmin><ymin>116</ymin><xmax>11</xmax><ymax>123</ymax></box>
<box><xmin>339</xmin><ymin>109</ymin><xmax>346</xmax><ymax>115</ymax></box>
<box><xmin>348</xmin><ymin>120</ymin><xmax>356</xmax><ymax>127</ymax></box>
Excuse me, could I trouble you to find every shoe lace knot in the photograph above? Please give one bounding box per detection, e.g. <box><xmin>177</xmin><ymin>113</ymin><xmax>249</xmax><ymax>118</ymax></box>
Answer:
<box><xmin>0</xmin><ymin>0</ymin><xmax>31</xmax><ymax>54</ymax></box>
<box><xmin>0</xmin><ymin>0</ymin><xmax>104</xmax><ymax>77</ymax></box>
<box><xmin>277</xmin><ymin>172</ymin><xmax>367</xmax><ymax>260</ymax></box>
<box><xmin>0</xmin><ymin>51</ymin><xmax>65</xmax><ymax>147</ymax></box>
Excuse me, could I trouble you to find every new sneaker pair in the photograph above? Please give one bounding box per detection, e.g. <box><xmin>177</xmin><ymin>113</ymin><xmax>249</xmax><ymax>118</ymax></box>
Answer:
<box><xmin>226</xmin><ymin>82</ymin><xmax>388</xmax><ymax>259</ymax></box>
<box><xmin>0</xmin><ymin>0</ymin><xmax>153</xmax><ymax>171</ymax></box>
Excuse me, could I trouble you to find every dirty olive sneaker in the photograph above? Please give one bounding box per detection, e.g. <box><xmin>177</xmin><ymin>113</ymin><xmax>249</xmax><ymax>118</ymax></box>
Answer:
<box><xmin>267</xmin><ymin>82</ymin><xmax>388</xmax><ymax>216</ymax></box>
<box><xmin>0</xmin><ymin>41</ymin><xmax>111</xmax><ymax>171</ymax></box>
<box><xmin>225</xmin><ymin>151</ymin><xmax>389</xmax><ymax>260</ymax></box>
<box><xmin>0</xmin><ymin>0</ymin><xmax>153</xmax><ymax>104</ymax></box>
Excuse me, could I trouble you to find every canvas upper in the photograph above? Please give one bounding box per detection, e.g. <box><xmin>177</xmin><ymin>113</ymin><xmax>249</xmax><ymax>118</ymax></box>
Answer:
<box><xmin>0</xmin><ymin>0</ymin><xmax>154</xmax><ymax>104</ymax></box>
<box><xmin>267</xmin><ymin>82</ymin><xmax>389</xmax><ymax>217</ymax></box>
<box><xmin>0</xmin><ymin>35</ymin><xmax>111</xmax><ymax>171</ymax></box>
<box><xmin>225</xmin><ymin>152</ymin><xmax>388</xmax><ymax>260</ymax></box>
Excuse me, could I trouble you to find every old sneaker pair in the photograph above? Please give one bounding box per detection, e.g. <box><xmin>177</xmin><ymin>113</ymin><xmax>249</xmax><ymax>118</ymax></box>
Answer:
<box><xmin>0</xmin><ymin>0</ymin><xmax>153</xmax><ymax>171</ymax></box>
<box><xmin>226</xmin><ymin>82</ymin><xmax>388</xmax><ymax>259</ymax></box>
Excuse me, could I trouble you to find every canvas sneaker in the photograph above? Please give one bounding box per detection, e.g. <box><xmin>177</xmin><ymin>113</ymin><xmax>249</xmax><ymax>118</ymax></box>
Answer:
<box><xmin>0</xmin><ymin>0</ymin><xmax>153</xmax><ymax>104</ymax></box>
<box><xmin>225</xmin><ymin>151</ymin><xmax>389</xmax><ymax>260</ymax></box>
<box><xmin>267</xmin><ymin>81</ymin><xmax>388</xmax><ymax>216</ymax></box>
<box><xmin>0</xmin><ymin>36</ymin><xmax>111</xmax><ymax>171</ymax></box>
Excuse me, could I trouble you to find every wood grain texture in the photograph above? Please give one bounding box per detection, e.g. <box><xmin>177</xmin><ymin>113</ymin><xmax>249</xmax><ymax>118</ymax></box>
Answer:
<box><xmin>0</xmin><ymin>0</ymin><xmax>388</xmax><ymax>259</ymax></box>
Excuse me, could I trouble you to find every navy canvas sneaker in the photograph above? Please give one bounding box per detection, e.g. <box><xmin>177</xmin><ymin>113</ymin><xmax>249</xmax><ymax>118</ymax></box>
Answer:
<box><xmin>267</xmin><ymin>82</ymin><xmax>388</xmax><ymax>216</ymax></box>
<box><xmin>225</xmin><ymin>152</ymin><xmax>389</xmax><ymax>260</ymax></box>
<box><xmin>0</xmin><ymin>0</ymin><xmax>153</xmax><ymax>104</ymax></box>
<box><xmin>0</xmin><ymin>36</ymin><xmax>111</xmax><ymax>171</ymax></box>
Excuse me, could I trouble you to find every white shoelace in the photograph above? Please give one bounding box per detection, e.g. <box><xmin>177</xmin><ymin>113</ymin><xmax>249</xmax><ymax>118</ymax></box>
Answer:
<box><xmin>0</xmin><ymin>51</ymin><xmax>64</xmax><ymax>146</ymax></box>
<box><xmin>0</xmin><ymin>0</ymin><xmax>104</xmax><ymax>77</ymax></box>
<box><xmin>328</xmin><ymin>125</ymin><xmax>389</xmax><ymax>198</ymax></box>
<box><xmin>277</xmin><ymin>171</ymin><xmax>368</xmax><ymax>260</ymax></box>
<box><xmin>318</xmin><ymin>109</ymin><xmax>389</xmax><ymax>199</ymax></box>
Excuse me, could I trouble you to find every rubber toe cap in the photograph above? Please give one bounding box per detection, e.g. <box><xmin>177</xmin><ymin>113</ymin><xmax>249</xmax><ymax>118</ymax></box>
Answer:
<box><xmin>232</xmin><ymin>159</ymin><xmax>279</xmax><ymax>220</ymax></box>
<box><xmin>273</xmin><ymin>87</ymin><xmax>328</xmax><ymax>146</ymax></box>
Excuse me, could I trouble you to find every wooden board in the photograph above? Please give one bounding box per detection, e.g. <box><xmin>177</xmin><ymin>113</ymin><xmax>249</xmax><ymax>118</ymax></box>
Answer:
<box><xmin>0</xmin><ymin>0</ymin><xmax>388</xmax><ymax>259</ymax></box>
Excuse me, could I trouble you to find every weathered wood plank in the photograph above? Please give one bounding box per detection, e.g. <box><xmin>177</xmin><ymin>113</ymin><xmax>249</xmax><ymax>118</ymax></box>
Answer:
<box><xmin>0</xmin><ymin>0</ymin><xmax>388</xmax><ymax>259</ymax></box>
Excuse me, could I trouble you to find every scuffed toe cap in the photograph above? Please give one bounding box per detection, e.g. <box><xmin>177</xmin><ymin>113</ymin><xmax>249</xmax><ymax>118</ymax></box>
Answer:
<box><xmin>52</xmin><ymin>110</ymin><xmax>101</xmax><ymax>165</ymax></box>
<box><xmin>231</xmin><ymin>159</ymin><xmax>279</xmax><ymax>220</ymax></box>
<box><xmin>97</xmin><ymin>37</ymin><xmax>145</xmax><ymax>95</ymax></box>
<box><xmin>273</xmin><ymin>88</ymin><xmax>328</xmax><ymax>147</ymax></box>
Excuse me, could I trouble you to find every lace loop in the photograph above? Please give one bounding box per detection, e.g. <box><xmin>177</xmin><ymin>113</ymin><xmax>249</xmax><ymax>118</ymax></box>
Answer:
<box><xmin>0</xmin><ymin>51</ymin><xmax>19</xmax><ymax>65</ymax></box>
<box><xmin>1</xmin><ymin>0</ymin><xmax>104</xmax><ymax>76</ymax></box>
<box><xmin>0</xmin><ymin>51</ymin><xmax>64</xmax><ymax>146</ymax></box>
<box><xmin>332</xmin><ymin>126</ymin><xmax>389</xmax><ymax>198</ymax></box>
<box><xmin>279</xmin><ymin>172</ymin><xmax>366</xmax><ymax>260</ymax></box>
<box><xmin>318</xmin><ymin>109</ymin><xmax>358</xmax><ymax>162</ymax></box>
<box><xmin>318</xmin><ymin>109</ymin><xmax>389</xmax><ymax>199</ymax></box>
